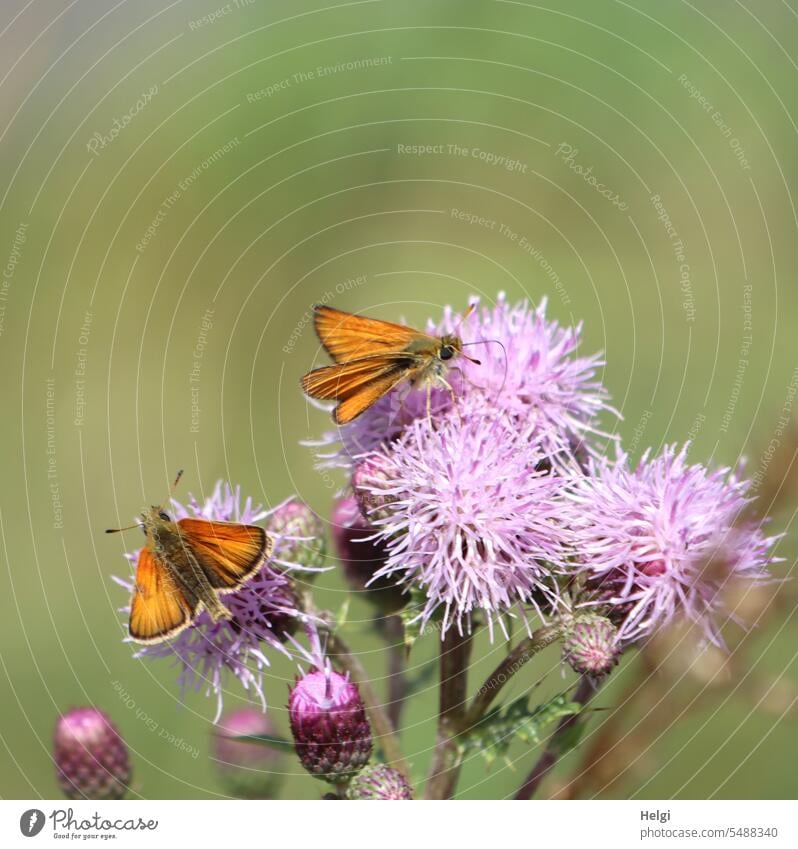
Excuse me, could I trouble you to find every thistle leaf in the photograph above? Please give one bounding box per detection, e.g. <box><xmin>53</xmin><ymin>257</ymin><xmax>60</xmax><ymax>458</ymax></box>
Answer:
<box><xmin>549</xmin><ymin>715</ymin><xmax>587</xmax><ymax>758</ymax></box>
<box><xmin>456</xmin><ymin>693</ymin><xmax>581</xmax><ymax>766</ymax></box>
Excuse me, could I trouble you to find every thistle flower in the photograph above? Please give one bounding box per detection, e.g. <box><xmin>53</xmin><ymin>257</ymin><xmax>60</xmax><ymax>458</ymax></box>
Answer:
<box><xmin>288</xmin><ymin>666</ymin><xmax>372</xmax><ymax>783</ymax></box>
<box><xmin>360</xmin><ymin>408</ymin><xmax>569</xmax><ymax>638</ymax></box>
<box><xmin>54</xmin><ymin>708</ymin><xmax>131</xmax><ymax>800</ymax></box>
<box><xmin>563</xmin><ymin>445</ymin><xmax>780</xmax><ymax>645</ymax></box>
<box><xmin>213</xmin><ymin>708</ymin><xmax>285</xmax><ymax>799</ymax></box>
<box><xmin>115</xmin><ymin>482</ymin><xmax>305</xmax><ymax>721</ymax></box>
<box><xmin>434</xmin><ymin>294</ymin><xmax>616</xmax><ymax>451</ymax></box>
<box><xmin>331</xmin><ymin>495</ymin><xmax>405</xmax><ymax>615</ymax></box>
<box><xmin>311</xmin><ymin>295</ymin><xmax>615</xmax><ymax>469</ymax></box>
<box><xmin>346</xmin><ymin>764</ymin><xmax>413</xmax><ymax>799</ymax></box>
<box><xmin>562</xmin><ymin>615</ymin><xmax>619</xmax><ymax>677</ymax></box>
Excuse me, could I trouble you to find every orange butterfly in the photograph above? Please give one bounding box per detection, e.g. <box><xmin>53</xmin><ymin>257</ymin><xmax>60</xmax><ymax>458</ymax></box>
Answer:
<box><xmin>301</xmin><ymin>305</ymin><xmax>481</xmax><ymax>424</ymax></box>
<box><xmin>107</xmin><ymin>472</ymin><xmax>273</xmax><ymax>644</ymax></box>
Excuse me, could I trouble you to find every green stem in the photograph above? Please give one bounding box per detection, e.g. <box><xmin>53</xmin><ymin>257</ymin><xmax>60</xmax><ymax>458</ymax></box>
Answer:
<box><xmin>465</xmin><ymin>621</ymin><xmax>567</xmax><ymax>728</ymax></box>
<box><xmin>376</xmin><ymin>615</ymin><xmax>408</xmax><ymax>730</ymax></box>
<box><xmin>514</xmin><ymin>675</ymin><xmax>599</xmax><ymax>800</ymax></box>
<box><xmin>424</xmin><ymin>630</ymin><xmax>473</xmax><ymax>799</ymax></box>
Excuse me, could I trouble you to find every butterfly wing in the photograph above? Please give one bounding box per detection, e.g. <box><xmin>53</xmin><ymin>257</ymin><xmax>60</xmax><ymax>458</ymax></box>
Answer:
<box><xmin>301</xmin><ymin>354</ymin><xmax>415</xmax><ymax>401</ymax></box>
<box><xmin>129</xmin><ymin>547</ymin><xmax>197</xmax><ymax>644</ymax></box>
<box><xmin>333</xmin><ymin>368</ymin><xmax>411</xmax><ymax>424</ymax></box>
<box><xmin>176</xmin><ymin>519</ymin><xmax>272</xmax><ymax>593</ymax></box>
<box><xmin>313</xmin><ymin>305</ymin><xmax>427</xmax><ymax>363</ymax></box>
<box><xmin>301</xmin><ymin>355</ymin><xmax>414</xmax><ymax>424</ymax></box>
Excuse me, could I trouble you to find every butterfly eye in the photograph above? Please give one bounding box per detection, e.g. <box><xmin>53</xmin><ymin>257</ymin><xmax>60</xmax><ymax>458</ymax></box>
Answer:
<box><xmin>158</xmin><ymin>511</ymin><xmax>171</xmax><ymax>522</ymax></box>
<box><xmin>439</xmin><ymin>345</ymin><xmax>455</xmax><ymax>361</ymax></box>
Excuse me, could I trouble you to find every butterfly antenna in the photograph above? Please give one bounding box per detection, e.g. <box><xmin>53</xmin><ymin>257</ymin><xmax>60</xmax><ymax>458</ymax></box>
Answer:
<box><xmin>448</xmin><ymin>302</ymin><xmax>481</xmax><ymax>369</ymax></box>
<box><xmin>461</xmin><ymin>339</ymin><xmax>508</xmax><ymax>395</ymax></box>
<box><xmin>451</xmin><ymin>300</ymin><xmax>477</xmax><ymax>336</ymax></box>
<box><xmin>105</xmin><ymin>523</ymin><xmax>140</xmax><ymax>534</ymax></box>
<box><xmin>162</xmin><ymin>468</ymin><xmax>185</xmax><ymax>507</ymax></box>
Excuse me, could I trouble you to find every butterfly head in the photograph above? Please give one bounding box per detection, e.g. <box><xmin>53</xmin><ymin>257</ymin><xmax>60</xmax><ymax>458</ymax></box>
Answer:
<box><xmin>439</xmin><ymin>334</ymin><xmax>480</xmax><ymax>365</ymax></box>
<box><xmin>140</xmin><ymin>505</ymin><xmax>174</xmax><ymax>535</ymax></box>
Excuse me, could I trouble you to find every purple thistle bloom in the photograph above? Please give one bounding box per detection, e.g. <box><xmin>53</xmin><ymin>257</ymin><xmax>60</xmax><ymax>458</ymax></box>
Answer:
<box><xmin>114</xmin><ymin>482</ymin><xmax>305</xmax><ymax>722</ymax></box>
<box><xmin>562</xmin><ymin>445</ymin><xmax>780</xmax><ymax>646</ymax></box>
<box><xmin>54</xmin><ymin>708</ymin><xmax>131</xmax><ymax>800</ymax></box>
<box><xmin>435</xmin><ymin>294</ymin><xmax>616</xmax><ymax>449</ymax></box>
<box><xmin>310</xmin><ymin>294</ymin><xmax>615</xmax><ymax>469</ymax></box>
<box><xmin>360</xmin><ymin>407</ymin><xmax>569</xmax><ymax>638</ymax></box>
<box><xmin>288</xmin><ymin>666</ymin><xmax>373</xmax><ymax>783</ymax></box>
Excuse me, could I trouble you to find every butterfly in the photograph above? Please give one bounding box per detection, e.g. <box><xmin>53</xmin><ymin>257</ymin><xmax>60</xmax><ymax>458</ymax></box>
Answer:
<box><xmin>300</xmin><ymin>304</ymin><xmax>481</xmax><ymax>424</ymax></box>
<box><xmin>106</xmin><ymin>472</ymin><xmax>273</xmax><ymax>644</ymax></box>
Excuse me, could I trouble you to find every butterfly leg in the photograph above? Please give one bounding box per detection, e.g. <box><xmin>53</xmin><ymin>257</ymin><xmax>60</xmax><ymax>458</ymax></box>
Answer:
<box><xmin>392</xmin><ymin>383</ymin><xmax>412</xmax><ymax>427</ymax></box>
<box><xmin>448</xmin><ymin>365</ymin><xmax>487</xmax><ymax>393</ymax></box>
<box><xmin>437</xmin><ymin>376</ymin><xmax>461</xmax><ymax>424</ymax></box>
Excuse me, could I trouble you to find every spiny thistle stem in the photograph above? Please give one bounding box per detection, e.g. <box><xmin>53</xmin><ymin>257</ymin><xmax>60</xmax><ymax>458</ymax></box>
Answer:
<box><xmin>465</xmin><ymin>621</ymin><xmax>567</xmax><ymax>728</ymax></box>
<box><xmin>514</xmin><ymin>675</ymin><xmax>599</xmax><ymax>800</ymax></box>
<box><xmin>382</xmin><ymin>615</ymin><xmax>408</xmax><ymax>730</ymax></box>
<box><xmin>560</xmin><ymin>655</ymin><xmax>655</xmax><ymax>798</ymax></box>
<box><xmin>424</xmin><ymin>630</ymin><xmax>473</xmax><ymax>799</ymax></box>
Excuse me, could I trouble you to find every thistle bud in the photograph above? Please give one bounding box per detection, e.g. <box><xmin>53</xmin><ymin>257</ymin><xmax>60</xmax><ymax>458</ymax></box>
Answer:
<box><xmin>54</xmin><ymin>708</ymin><xmax>131</xmax><ymax>800</ymax></box>
<box><xmin>331</xmin><ymin>496</ymin><xmax>405</xmax><ymax>615</ymax></box>
<box><xmin>562</xmin><ymin>615</ymin><xmax>620</xmax><ymax>677</ymax></box>
<box><xmin>288</xmin><ymin>667</ymin><xmax>372</xmax><ymax>783</ymax></box>
<box><xmin>346</xmin><ymin>764</ymin><xmax>413</xmax><ymax>800</ymax></box>
<box><xmin>213</xmin><ymin>708</ymin><xmax>284</xmax><ymax>799</ymax></box>
<box><xmin>269</xmin><ymin>498</ymin><xmax>327</xmax><ymax>574</ymax></box>
<box><xmin>352</xmin><ymin>454</ymin><xmax>396</xmax><ymax>523</ymax></box>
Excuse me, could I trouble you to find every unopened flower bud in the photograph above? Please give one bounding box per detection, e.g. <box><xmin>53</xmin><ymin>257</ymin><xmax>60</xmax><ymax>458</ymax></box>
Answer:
<box><xmin>562</xmin><ymin>615</ymin><xmax>620</xmax><ymax>677</ymax></box>
<box><xmin>346</xmin><ymin>764</ymin><xmax>413</xmax><ymax>799</ymax></box>
<box><xmin>269</xmin><ymin>498</ymin><xmax>326</xmax><ymax>575</ymax></box>
<box><xmin>332</xmin><ymin>496</ymin><xmax>405</xmax><ymax>615</ymax></box>
<box><xmin>213</xmin><ymin>708</ymin><xmax>284</xmax><ymax>799</ymax></box>
<box><xmin>352</xmin><ymin>454</ymin><xmax>396</xmax><ymax>523</ymax></box>
<box><xmin>288</xmin><ymin>667</ymin><xmax>372</xmax><ymax>783</ymax></box>
<box><xmin>54</xmin><ymin>708</ymin><xmax>131</xmax><ymax>800</ymax></box>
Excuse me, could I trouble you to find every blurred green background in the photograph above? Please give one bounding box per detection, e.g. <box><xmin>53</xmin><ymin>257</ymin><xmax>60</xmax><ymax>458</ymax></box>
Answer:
<box><xmin>0</xmin><ymin>0</ymin><xmax>796</xmax><ymax>800</ymax></box>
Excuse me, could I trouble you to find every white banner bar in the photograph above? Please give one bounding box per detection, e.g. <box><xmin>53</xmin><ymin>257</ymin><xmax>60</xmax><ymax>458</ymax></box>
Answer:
<box><xmin>1</xmin><ymin>800</ymin><xmax>796</xmax><ymax>848</ymax></box>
